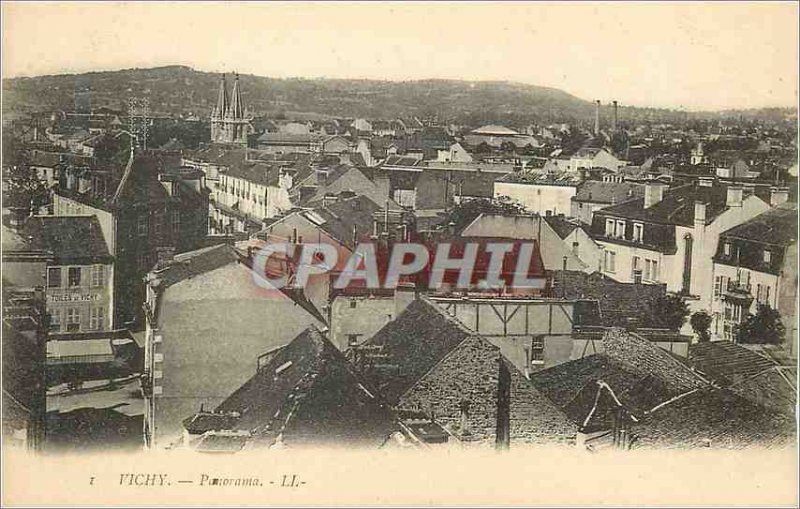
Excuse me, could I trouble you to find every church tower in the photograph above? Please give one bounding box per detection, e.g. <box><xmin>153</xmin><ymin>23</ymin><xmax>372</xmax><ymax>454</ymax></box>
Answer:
<box><xmin>210</xmin><ymin>73</ymin><xmax>250</xmax><ymax>146</ymax></box>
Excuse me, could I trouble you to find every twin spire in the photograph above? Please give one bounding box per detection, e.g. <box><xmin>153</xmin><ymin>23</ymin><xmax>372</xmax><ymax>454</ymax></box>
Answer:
<box><xmin>213</xmin><ymin>73</ymin><xmax>245</xmax><ymax>120</ymax></box>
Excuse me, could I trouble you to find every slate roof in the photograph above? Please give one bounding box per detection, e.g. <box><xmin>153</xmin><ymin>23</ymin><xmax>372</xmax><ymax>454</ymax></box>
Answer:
<box><xmin>151</xmin><ymin>244</ymin><xmax>239</xmax><ymax>288</ymax></box>
<box><xmin>543</xmin><ymin>215</ymin><xmax>580</xmax><ymax>240</ymax></box>
<box><xmin>597</xmin><ymin>182</ymin><xmax>759</xmax><ymax>227</ymax></box>
<box><xmin>222</xmin><ymin>159</ymin><xmax>282</xmax><ymax>187</ymax></box>
<box><xmin>306</xmin><ymin>195</ymin><xmax>384</xmax><ymax>250</ymax></box>
<box><xmin>361</xmin><ymin>297</ymin><xmax>473</xmax><ymax>404</ymax></box>
<box><xmin>719</xmin><ymin>203</ymin><xmax>797</xmax><ymax>248</ymax></box>
<box><xmin>573</xmin><ymin>181</ymin><xmax>645</xmax><ymax>204</ymax></box>
<box><xmin>193</xmin><ymin>326</ymin><xmax>397</xmax><ymax>448</ymax></box>
<box><xmin>20</xmin><ymin>216</ymin><xmax>111</xmax><ymax>264</ymax></box>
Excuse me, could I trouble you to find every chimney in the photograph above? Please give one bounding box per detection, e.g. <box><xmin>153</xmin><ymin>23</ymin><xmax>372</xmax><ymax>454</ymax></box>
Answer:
<box><xmin>694</xmin><ymin>201</ymin><xmax>707</xmax><ymax>225</ymax></box>
<box><xmin>770</xmin><ymin>187</ymin><xmax>789</xmax><ymax>207</ymax></box>
<box><xmin>611</xmin><ymin>101</ymin><xmax>618</xmax><ymax>131</ymax></box>
<box><xmin>644</xmin><ymin>182</ymin><xmax>664</xmax><ymax>208</ymax></box>
<box><xmin>594</xmin><ymin>100</ymin><xmax>601</xmax><ymax>135</ymax></box>
<box><xmin>726</xmin><ymin>185</ymin><xmax>743</xmax><ymax>208</ymax></box>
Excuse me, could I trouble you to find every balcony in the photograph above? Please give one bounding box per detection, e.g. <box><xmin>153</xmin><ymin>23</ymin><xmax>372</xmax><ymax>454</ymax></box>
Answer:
<box><xmin>723</xmin><ymin>280</ymin><xmax>753</xmax><ymax>304</ymax></box>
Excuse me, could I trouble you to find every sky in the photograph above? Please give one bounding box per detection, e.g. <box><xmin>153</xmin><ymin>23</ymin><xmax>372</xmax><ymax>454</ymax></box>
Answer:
<box><xmin>2</xmin><ymin>1</ymin><xmax>798</xmax><ymax>111</ymax></box>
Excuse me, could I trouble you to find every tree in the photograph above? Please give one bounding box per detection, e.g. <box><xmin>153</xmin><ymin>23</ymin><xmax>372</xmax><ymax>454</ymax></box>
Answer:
<box><xmin>736</xmin><ymin>304</ymin><xmax>785</xmax><ymax>345</ymax></box>
<box><xmin>647</xmin><ymin>294</ymin><xmax>689</xmax><ymax>331</ymax></box>
<box><xmin>690</xmin><ymin>311</ymin><xmax>713</xmax><ymax>342</ymax></box>
<box><xmin>441</xmin><ymin>196</ymin><xmax>526</xmax><ymax>234</ymax></box>
<box><xmin>2</xmin><ymin>134</ymin><xmax>49</xmax><ymax>214</ymax></box>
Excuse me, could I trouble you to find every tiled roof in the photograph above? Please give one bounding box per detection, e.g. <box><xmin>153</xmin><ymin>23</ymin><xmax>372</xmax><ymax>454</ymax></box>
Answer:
<box><xmin>688</xmin><ymin>341</ymin><xmax>778</xmax><ymax>383</ymax></box>
<box><xmin>20</xmin><ymin>215</ymin><xmax>110</xmax><ymax>263</ymax></box>
<box><xmin>361</xmin><ymin>297</ymin><xmax>473</xmax><ymax>404</ymax></box>
<box><xmin>532</xmin><ymin>355</ymin><xmax>678</xmax><ymax>415</ymax></box>
<box><xmin>203</xmin><ymin>326</ymin><xmax>397</xmax><ymax>448</ymax></box>
<box><xmin>632</xmin><ymin>388</ymin><xmax>795</xmax><ymax>449</ymax></box>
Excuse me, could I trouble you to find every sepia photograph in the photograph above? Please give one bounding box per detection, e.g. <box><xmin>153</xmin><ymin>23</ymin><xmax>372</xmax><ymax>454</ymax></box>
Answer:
<box><xmin>1</xmin><ymin>1</ymin><xmax>798</xmax><ymax>506</ymax></box>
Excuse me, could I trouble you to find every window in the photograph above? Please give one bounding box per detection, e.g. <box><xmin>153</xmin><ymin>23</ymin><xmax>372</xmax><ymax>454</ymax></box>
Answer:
<box><xmin>604</xmin><ymin>250</ymin><xmax>616</xmax><ymax>273</ymax></box>
<box><xmin>137</xmin><ymin>215</ymin><xmax>148</xmax><ymax>237</ymax></box>
<box><xmin>644</xmin><ymin>260</ymin><xmax>651</xmax><ymax>281</ymax></box>
<box><xmin>715</xmin><ymin>276</ymin><xmax>724</xmax><ymax>299</ymax></box>
<box><xmin>171</xmin><ymin>210</ymin><xmax>181</xmax><ymax>234</ymax></box>
<box><xmin>765</xmin><ymin>286</ymin><xmax>771</xmax><ymax>306</ymax></box>
<box><xmin>68</xmin><ymin>267</ymin><xmax>82</xmax><ymax>287</ymax></box>
<box><xmin>632</xmin><ymin>256</ymin><xmax>641</xmax><ymax>281</ymax></box>
<box><xmin>91</xmin><ymin>265</ymin><xmax>105</xmax><ymax>288</ymax></box>
<box><xmin>47</xmin><ymin>267</ymin><xmax>62</xmax><ymax>288</ymax></box>
<box><xmin>66</xmin><ymin>308</ymin><xmax>80</xmax><ymax>332</ymax></box>
<box><xmin>763</xmin><ymin>250</ymin><xmax>772</xmax><ymax>263</ymax></box>
<box><xmin>723</xmin><ymin>243</ymin><xmax>731</xmax><ymax>256</ymax></box>
<box><xmin>616</xmin><ymin>220</ymin><xmax>626</xmax><ymax>238</ymax></box>
<box><xmin>350</xmin><ymin>300</ymin><xmax>357</xmax><ymax>309</ymax></box>
<box><xmin>347</xmin><ymin>334</ymin><xmax>362</xmax><ymax>347</ymax></box>
<box><xmin>48</xmin><ymin>312</ymin><xmax>61</xmax><ymax>332</ymax></box>
<box><xmin>605</xmin><ymin>219</ymin><xmax>615</xmax><ymax>237</ymax></box>
<box><xmin>531</xmin><ymin>336</ymin><xmax>545</xmax><ymax>363</ymax></box>
<box><xmin>89</xmin><ymin>307</ymin><xmax>105</xmax><ymax>331</ymax></box>
<box><xmin>651</xmin><ymin>260</ymin><xmax>659</xmax><ymax>281</ymax></box>
<box><xmin>633</xmin><ymin>223</ymin><xmax>643</xmax><ymax>242</ymax></box>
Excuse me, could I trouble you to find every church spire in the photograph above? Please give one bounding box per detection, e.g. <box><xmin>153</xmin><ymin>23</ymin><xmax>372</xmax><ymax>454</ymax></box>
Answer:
<box><xmin>227</xmin><ymin>73</ymin><xmax>244</xmax><ymax>120</ymax></box>
<box><xmin>214</xmin><ymin>74</ymin><xmax>229</xmax><ymax>118</ymax></box>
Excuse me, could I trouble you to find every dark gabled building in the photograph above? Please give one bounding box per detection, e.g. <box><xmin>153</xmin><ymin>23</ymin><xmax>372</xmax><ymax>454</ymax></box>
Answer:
<box><xmin>53</xmin><ymin>151</ymin><xmax>210</xmax><ymax>327</ymax></box>
<box><xmin>181</xmin><ymin>326</ymin><xmax>399</xmax><ymax>451</ymax></box>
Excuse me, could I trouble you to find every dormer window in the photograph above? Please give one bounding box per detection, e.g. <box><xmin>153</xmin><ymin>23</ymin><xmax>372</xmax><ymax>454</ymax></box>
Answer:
<box><xmin>633</xmin><ymin>223</ymin><xmax>644</xmax><ymax>242</ymax></box>
<box><xmin>605</xmin><ymin>218</ymin><xmax>615</xmax><ymax>237</ymax></box>
<box><xmin>723</xmin><ymin>243</ymin><xmax>731</xmax><ymax>256</ymax></box>
<box><xmin>763</xmin><ymin>250</ymin><xmax>771</xmax><ymax>263</ymax></box>
<box><xmin>616</xmin><ymin>220</ymin><xmax>626</xmax><ymax>238</ymax></box>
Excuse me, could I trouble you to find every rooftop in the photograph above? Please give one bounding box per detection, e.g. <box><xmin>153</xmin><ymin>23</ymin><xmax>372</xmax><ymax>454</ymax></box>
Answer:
<box><xmin>191</xmin><ymin>326</ymin><xmax>397</xmax><ymax>448</ymax></box>
<box><xmin>18</xmin><ymin>215</ymin><xmax>110</xmax><ymax>264</ymax></box>
<box><xmin>360</xmin><ymin>297</ymin><xmax>473</xmax><ymax>404</ymax></box>
<box><xmin>719</xmin><ymin>202</ymin><xmax>797</xmax><ymax>247</ymax></box>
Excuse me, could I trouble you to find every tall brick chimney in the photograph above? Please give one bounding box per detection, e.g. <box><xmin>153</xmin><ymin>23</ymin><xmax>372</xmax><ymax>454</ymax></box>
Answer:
<box><xmin>612</xmin><ymin>101</ymin><xmax>618</xmax><ymax>131</ymax></box>
<box><xmin>594</xmin><ymin>100</ymin><xmax>601</xmax><ymax>135</ymax></box>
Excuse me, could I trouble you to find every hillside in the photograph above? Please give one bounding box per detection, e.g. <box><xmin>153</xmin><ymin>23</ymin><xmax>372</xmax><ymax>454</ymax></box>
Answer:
<box><xmin>3</xmin><ymin>66</ymin><xmax>794</xmax><ymax>125</ymax></box>
<box><xmin>2</xmin><ymin>65</ymin><xmax>598</xmax><ymax>124</ymax></box>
